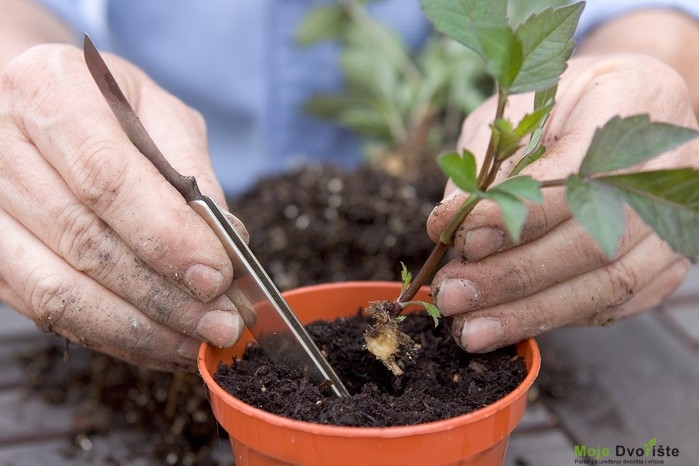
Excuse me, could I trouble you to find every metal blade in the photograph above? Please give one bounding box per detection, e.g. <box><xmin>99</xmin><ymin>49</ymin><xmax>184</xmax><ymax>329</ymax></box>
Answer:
<box><xmin>190</xmin><ymin>197</ymin><xmax>349</xmax><ymax>397</ymax></box>
<box><xmin>83</xmin><ymin>34</ymin><xmax>349</xmax><ymax>397</ymax></box>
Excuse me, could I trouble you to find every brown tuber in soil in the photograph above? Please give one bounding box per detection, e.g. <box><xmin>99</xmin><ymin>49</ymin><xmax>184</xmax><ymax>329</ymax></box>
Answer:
<box><xmin>363</xmin><ymin>300</ymin><xmax>418</xmax><ymax>376</ymax></box>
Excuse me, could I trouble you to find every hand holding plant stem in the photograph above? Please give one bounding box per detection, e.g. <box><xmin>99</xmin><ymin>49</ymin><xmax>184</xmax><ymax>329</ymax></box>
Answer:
<box><xmin>367</xmin><ymin>0</ymin><xmax>699</xmax><ymax>371</ymax></box>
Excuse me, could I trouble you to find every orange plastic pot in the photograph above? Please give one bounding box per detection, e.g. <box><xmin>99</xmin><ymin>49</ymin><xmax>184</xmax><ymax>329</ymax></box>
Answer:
<box><xmin>199</xmin><ymin>281</ymin><xmax>540</xmax><ymax>466</ymax></box>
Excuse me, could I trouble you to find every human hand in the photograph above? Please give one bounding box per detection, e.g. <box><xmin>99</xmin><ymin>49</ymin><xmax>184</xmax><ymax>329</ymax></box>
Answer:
<box><xmin>427</xmin><ymin>55</ymin><xmax>698</xmax><ymax>352</ymax></box>
<box><xmin>0</xmin><ymin>44</ymin><xmax>246</xmax><ymax>371</ymax></box>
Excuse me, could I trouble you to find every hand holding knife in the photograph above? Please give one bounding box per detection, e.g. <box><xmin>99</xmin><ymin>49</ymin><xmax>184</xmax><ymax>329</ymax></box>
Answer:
<box><xmin>83</xmin><ymin>35</ymin><xmax>348</xmax><ymax>398</ymax></box>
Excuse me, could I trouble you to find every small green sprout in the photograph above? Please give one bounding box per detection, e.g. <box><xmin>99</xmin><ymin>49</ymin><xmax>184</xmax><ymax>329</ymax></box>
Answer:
<box><xmin>398</xmin><ymin>262</ymin><xmax>440</xmax><ymax>327</ymax></box>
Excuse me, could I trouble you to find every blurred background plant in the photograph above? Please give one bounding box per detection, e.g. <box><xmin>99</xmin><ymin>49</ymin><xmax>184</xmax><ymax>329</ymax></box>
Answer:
<box><xmin>297</xmin><ymin>0</ymin><xmax>568</xmax><ymax>180</ymax></box>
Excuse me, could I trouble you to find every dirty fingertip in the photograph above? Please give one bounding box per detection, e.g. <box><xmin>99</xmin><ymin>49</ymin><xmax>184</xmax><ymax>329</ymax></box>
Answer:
<box><xmin>458</xmin><ymin>317</ymin><xmax>506</xmax><ymax>353</ymax></box>
<box><xmin>183</xmin><ymin>263</ymin><xmax>227</xmax><ymax>302</ymax></box>
<box><xmin>196</xmin><ymin>309</ymin><xmax>244</xmax><ymax>348</ymax></box>
<box><xmin>458</xmin><ymin>227</ymin><xmax>505</xmax><ymax>261</ymax></box>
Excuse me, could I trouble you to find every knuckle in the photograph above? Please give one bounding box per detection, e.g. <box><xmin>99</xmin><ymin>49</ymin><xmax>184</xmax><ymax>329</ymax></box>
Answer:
<box><xmin>72</xmin><ymin>135</ymin><xmax>129</xmax><ymax>212</ymax></box>
<box><xmin>604</xmin><ymin>261</ymin><xmax>637</xmax><ymax>307</ymax></box>
<box><xmin>56</xmin><ymin>208</ymin><xmax>117</xmax><ymax>278</ymax></box>
<box><xmin>29</xmin><ymin>274</ymin><xmax>76</xmax><ymax>331</ymax></box>
<box><xmin>500</xmin><ymin>261</ymin><xmax>537</xmax><ymax>299</ymax></box>
<box><xmin>1</xmin><ymin>45</ymin><xmax>74</xmax><ymax>123</ymax></box>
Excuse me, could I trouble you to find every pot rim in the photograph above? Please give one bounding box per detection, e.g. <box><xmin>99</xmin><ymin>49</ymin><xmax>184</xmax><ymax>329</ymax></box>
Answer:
<box><xmin>198</xmin><ymin>281</ymin><xmax>541</xmax><ymax>438</ymax></box>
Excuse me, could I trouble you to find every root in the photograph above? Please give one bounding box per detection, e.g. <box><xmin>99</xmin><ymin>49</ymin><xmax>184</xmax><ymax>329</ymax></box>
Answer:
<box><xmin>363</xmin><ymin>301</ymin><xmax>418</xmax><ymax>376</ymax></box>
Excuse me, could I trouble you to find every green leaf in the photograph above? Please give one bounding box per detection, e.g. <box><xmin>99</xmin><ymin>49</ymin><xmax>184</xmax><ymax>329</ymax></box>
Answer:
<box><xmin>515</xmin><ymin>102</ymin><xmax>554</xmax><ymax>137</ymax></box>
<box><xmin>510</xmin><ymin>2</ymin><xmax>584</xmax><ymax>94</ymax></box>
<box><xmin>400</xmin><ymin>262</ymin><xmax>412</xmax><ymax>294</ymax></box>
<box><xmin>473</xmin><ymin>25</ymin><xmax>522</xmax><ymax>90</ymax></box>
<box><xmin>296</xmin><ymin>5</ymin><xmax>348</xmax><ymax>45</ymax></box>
<box><xmin>510</xmin><ymin>133</ymin><xmax>546</xmax><ymax>176</ymax></box>
<box><xmin>438</xmin><ymin>150</ymin><xmax>478</xmax><ymax>193</ymax></box>
<box><xmin>509</xmin><ymin>85</ymin><xmax>557</xmax><ymax>176</ymax></box>
<box><xmin>421</xmin><ymin>302</ymin><xmax>441</xmax><ymax>327</ymax></box>
<box><xmin>598</xmin><ymin>169</ymin><xmax>699</xmax><ymax>261</ymax></box>
<box><xmin>492</xmin><ymin>176</ymin><xmax>543</xmax><ymax>203</ymax></box>
<box><xmin>492</xmin><ymin>118</ymin><xmax>523</xmax><ymax>161</ymax></box>
<box><xmin>566</xmin><ymin>175</ymin><xmax>627</xmax><ymax>258</ymax></box>
<box><xmin>482</xmin><ymin>190</ymin><xmax>527</xmax><ymax>242</ymax></box>
<box><xmin>581</xmin><ymin>115</ymin><xmax>699</xmax><ymax>176</ymax></box>
<box><xmin>419</xmin><ymin>0</ymin><xmax>508</xmax><ymax>58</ymax></box>
<box><xmin>534</xmin><ymin>84</ymin><xmax>558</xmax><ymax>111</ymax></box>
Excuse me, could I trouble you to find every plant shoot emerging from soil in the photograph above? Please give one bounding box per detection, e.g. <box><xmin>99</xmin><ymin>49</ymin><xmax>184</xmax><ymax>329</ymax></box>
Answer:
<box><xmin>364</xmin><ymin>0</ymin><xmax>699</xmax><ymax>373</ymax></box>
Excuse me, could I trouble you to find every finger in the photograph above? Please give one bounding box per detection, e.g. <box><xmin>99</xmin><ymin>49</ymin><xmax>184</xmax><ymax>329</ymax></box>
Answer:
<box><xmin>433</xmin><ymin>208</ymin><xmax>651</xmax><ymax>316</ymax></box>
<box><xmin>569</xmin><ymin>257</ymin><xmax>689</xmax><ymax>326</ymax></box>
<box><xmin>0</xmin><ymin>139</ymin><xmax>243</xmax><ymax>348</ymax></box>
<box><xmin>3</xmin><ymin>45</ymin><xmax>232</xmax><ymax>302</ymax></box>
<box><xmin>446</xmin><ymin>232</ymin><xmax>682</xmax><ymax>353</ymax></box>
<box><xmin>0</xmin><ymin>208</ymin><xmax>203</xmax><ymax>371</ymax></box>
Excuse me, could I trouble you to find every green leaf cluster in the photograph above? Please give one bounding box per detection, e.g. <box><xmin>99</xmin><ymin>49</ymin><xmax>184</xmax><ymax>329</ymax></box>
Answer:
<box><xmin>420</xmin><ymin>0</ymin><xmax>583</xmax><ymax>95</ymax></box>
<box><xmin>422</xmin><ymin>0</ymin><xmax>699</xmax><ymax>264</ymax></box>
<box><xmin>438</xmin><ymin>150</ymin><xmax>543</xmax><ymax>242</ymax></box>
<box><xmin>398</xmin><ymin>262</ymin><xmax>441</xmax><ymax>326</ymax></box>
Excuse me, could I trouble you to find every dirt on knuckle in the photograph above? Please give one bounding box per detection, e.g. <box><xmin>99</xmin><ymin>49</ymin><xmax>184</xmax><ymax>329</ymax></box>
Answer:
<box><xmin>501</xmin><ymin>261</ymin><xmax>536</xmax><ymax>298</ymax></box>
<box><xmin>29</xmin><ymin>275</ymin><xmax>76</xmax><ymax>331</ymax></box>
<box><xmin>605</xmin><ymin>261</ymin><xmax>637</xmax><ymax>306</ymax></box>
<box><xmin>73</xmin><ymin>136</ymin><xmax>129</xmax><ymax>211</ymax></box>
<box><xmin>58</xmin><ymin>210</ymin><xmax>116</xmax><ymax>277</ymax></box>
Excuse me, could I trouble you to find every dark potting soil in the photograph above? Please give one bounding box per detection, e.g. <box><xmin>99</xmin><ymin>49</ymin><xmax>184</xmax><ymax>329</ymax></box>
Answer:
<box><xmin>215</xmin><ymin>312</ymin><xmax>527</xmax><ymax>427</ymax></box>
<box><xmin>228</xmin><ymin>164</ymin><xmax>445</xmax><ymax>290</ymax></box>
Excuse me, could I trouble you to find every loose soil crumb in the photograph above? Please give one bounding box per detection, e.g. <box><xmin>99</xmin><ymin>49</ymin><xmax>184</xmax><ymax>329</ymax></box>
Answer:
<box><xmin>215</xmin><ymin>312</ymin><xmax>526</xmax><ymax>427</ymax></box>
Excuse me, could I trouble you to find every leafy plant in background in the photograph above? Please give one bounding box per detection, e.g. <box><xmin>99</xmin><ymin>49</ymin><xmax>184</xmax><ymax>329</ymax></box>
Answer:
<box><xmin>362</xmin><ymin>0</ymin><xmax>699</xmax><ymax>375</ymax></box>
<box><xmin>297</xmin><ymin>0</ymin><xmax>489</xmax><ymax>178</ymax></box>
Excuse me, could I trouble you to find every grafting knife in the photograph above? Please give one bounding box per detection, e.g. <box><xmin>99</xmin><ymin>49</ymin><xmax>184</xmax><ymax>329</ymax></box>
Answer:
<box><xmin>82</xmin><ymin>35</ymin><xmax>349</xmax><ymax>398</ymax></box>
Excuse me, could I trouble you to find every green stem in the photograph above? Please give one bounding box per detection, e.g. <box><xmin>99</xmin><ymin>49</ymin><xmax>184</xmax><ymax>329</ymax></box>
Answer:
<box><xmin>476</xmin><ymin>87</ymin><xmax>507</xmax><ymax>186</ymax></box>
<box><xmin>539</xmin><ymin>178</ymin><xmax>567</xmax><ymax>188</ymax></box>
<box><xmin>394</xmin><ymin>194</ymin><xmax>480</xmax><ymax>310</ymax></box>
<box><xmin>393</xmin><ymin>88</ymin><xmax>509</xmax><ymax>313</ymax></box>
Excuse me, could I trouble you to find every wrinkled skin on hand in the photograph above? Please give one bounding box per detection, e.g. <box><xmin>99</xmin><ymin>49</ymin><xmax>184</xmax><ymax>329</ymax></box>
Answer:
<box><xmin>0</xmin><ymin>44</ymin><xmax>248</xmax><ymax>371</ymax></box>
<box><xmin>427</xmin><ymin>55</ymin><xmax>699</xmax><ymax>353</ymax></box>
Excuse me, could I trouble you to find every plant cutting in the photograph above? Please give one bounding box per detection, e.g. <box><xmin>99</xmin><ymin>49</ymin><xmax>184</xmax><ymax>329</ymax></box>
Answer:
<box><xmin>363</xmin><ymin>0</ymin><xmax>699</xmax><ymax>371</ymax></box>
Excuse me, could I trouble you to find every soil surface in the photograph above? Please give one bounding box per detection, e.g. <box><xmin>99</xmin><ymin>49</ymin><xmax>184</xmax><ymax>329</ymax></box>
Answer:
<box><xmin>215</xmin><ymin>312</ymin><xmax>526</xmax><ymax>427</ymax></box>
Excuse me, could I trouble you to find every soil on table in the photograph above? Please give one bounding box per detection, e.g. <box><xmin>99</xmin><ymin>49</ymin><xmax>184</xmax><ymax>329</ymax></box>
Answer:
<box><xmin>215</xmin><ymin>312</ymin><xmax>526</xmax><ymax>427</ymax></box>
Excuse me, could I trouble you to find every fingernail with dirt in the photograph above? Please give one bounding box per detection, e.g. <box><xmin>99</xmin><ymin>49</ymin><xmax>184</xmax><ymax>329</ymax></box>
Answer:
<box><xmin>184</xmin><ymin>264</ymin><xmax>226</xmax><ymax>302</ymax></box>
<box><xmin>460</xmin><ymin>227</ymin><xmax>504</xmax><ymax>261</ymax></box>
<box><xmin>460</xmin><ymin>317</ymin><xmax>505</xmax><ymax>352</ymax></box>
<box><xmin>196</xmin><ymin>309</ymin><xmax>243</xmax><ymax>347</ymax></box>
<box><xmin>436</xmin><ymin>278</ymin><xmax>481</xmax><ymax>315</ymax></box>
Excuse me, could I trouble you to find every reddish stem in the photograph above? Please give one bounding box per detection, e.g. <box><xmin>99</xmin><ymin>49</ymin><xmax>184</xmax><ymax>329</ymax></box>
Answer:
<box><xmin>391</xmin><ymin>242</ymin><xmax>449</xmax><ymax>316</ymax></box>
